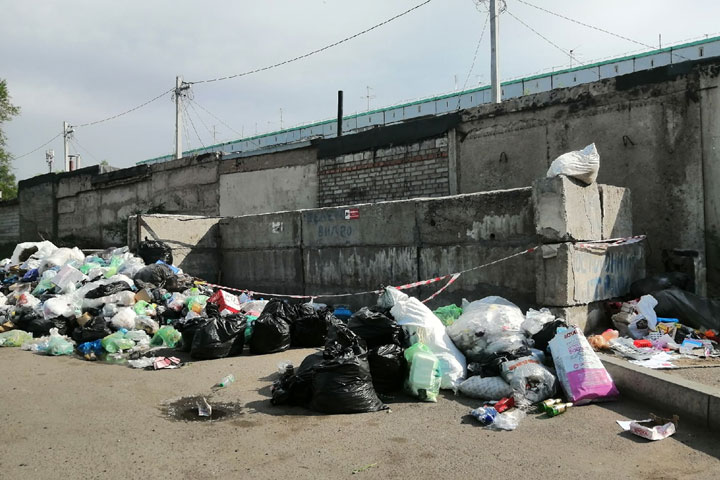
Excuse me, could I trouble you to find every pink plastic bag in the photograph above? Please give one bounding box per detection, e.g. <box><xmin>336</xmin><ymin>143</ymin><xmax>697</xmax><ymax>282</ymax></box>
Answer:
<box><xmin>548</xmin><ymin>327</ymin><xmax>619</xmax><ymax>405</ymax></box>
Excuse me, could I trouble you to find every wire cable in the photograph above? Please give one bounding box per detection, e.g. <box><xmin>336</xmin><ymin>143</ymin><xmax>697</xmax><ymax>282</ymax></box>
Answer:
<box><xmin>505</xmin><ymin>7</ymin><xmax>583</xmax><ymax>65</ymax></box>
<box><xmin>72</xmin><ymin>88</ymin><xmax>173</xmax><ymax>128</ymax></box>
<box><xmin>515</xmin><ymin>0</ymin><xmax>653</xmax><ymax>50</ymax></box>
<box><xmin>187</xmin><ymin>100</ymin><xmax>216</xmax><ymax>141</ymax></box>
<box><xmin>183</xmin><ymin>103</ymin><xmax>205</xmax><ymax>150</ymax></box>
<box><xmin>69</xmin><ymin>137</ymin><xmax>100</xmax><ymax>164</ymax></box>
<box><xmin>456</xmin><ymin>11</ymin><xmax>490</xmax><ymax>110</ymax></box>
<box><xmin>189</xmin><ymin>98</ymin><xmax>260</xmax><ymax>148</ymax></box>
<box><xmin>9</xmin><ymin>131</ymin><xmax>64</xmax><ymax>161</ymax></box>
<box><xmin>187</xmin><ymin>0</ymin><xmax>433</xmax><ymax>84</ymax></box>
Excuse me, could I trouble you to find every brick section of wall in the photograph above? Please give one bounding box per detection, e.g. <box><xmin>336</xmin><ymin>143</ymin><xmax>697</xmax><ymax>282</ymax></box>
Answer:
<box><xmin>0</xmin><ymin>201</ymin><xmax>19</xmax><ymax>244</ymax></box>
<box><xmin>318</xmin><ymin>137</ymin><xmax>450</xmax><ymax>206</ymax></box>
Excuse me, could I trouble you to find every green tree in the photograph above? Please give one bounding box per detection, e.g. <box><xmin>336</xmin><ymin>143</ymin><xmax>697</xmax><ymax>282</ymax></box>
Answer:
<box><xmin>0</xmin><ymin>79</ymin><xmax>20</xmax><ymax>200</ymax></box>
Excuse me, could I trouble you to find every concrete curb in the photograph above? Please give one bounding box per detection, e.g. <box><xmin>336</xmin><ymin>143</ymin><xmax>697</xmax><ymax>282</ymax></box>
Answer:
<box><xmin>600</xmin><ymin>354</ymin><xmax>720</xmax><ymax>431</ymax></box>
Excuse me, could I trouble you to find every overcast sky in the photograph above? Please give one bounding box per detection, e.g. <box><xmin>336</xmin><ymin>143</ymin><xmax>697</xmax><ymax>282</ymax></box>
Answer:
<box><xmin>3</xmin><ymin>0</ymin><xmax>719</xmax><ymax>180</ymax></box>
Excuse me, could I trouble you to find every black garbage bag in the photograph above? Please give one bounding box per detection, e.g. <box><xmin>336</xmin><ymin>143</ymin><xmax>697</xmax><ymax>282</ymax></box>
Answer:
<box><xmin>310</xmin><ymin>353</ymin><xmax>386</xmax><ymax>414</ymax></box>
<box><xmin>367</xmin><ymin>344</ymin><xmax>406</xmax><ymax>393</ymax></box>
<box><xmin>532</xmin><ymin>319</ymin><xmax>568</xmax><ymax>352</ymax></box>
<box><xmin>290</xmin><ymin>309</ymin><xmax>334</xmax><ymax>348</ymax></box>
<box><xmin>134</xmin><ymin>263</ymin><xmax>175</xmax><ymax>289</ymax></box>
<box><xmin>175</xmin><ymin>316</ymin><xmax>209</xmax><ymax>353</ymax></box>
<box><xmin>466</xmin><ymin>346</ymin><xmax>533</xmax><ymax>378</ymax></box>
<box><xmin>630</xmin><ymin>272</ymin><xmax>691</xmax><ymax>298</ymax></box>
<box><xmin>249</xmin><ymin>300</ymin><xmax>295</xmax><ymax>354</ymax></box>
<box><xmin>71</xmin><ymin>317</ymin><xmax>112</xmax><ymax>344</ymax></box>
<box><xmin>138</xmin><ymin>239</ymin><xmax>173</xmax><ymax>265</ymax></box>
<box><xmin>652</xmin><ymin>287</ymin><xmax>720</xmax><ymax>331</ymax></box>
<box><xmin>51</xmin><ymin>315</ymin><xmax>76</xmax><ymax>336</ymax></box>
<box><xmin>347</xmin><ymin>307</ymin><xmax>404</xmax><ymax>349</ymax></box>
<box><xmin>165</xmin><ymin>274</ymin><xmax>195</xmax><ymax>293</ymax></box>
<box><xmin>190</xmin><ymin>315</ymin><xmax>248</xmax><ymax>360</ymax></box>
<box><xmin>14</xmin><ymin>309</ymin><xmax>54</xmax><ymax>337</ymax></box>
<box><xmin>271</xmin><ymin>352</ymin><xmax>325</xmax><ymax>406</ymax></box>
<box><xmin>85</xmin><ymin>281</ymin><xmax>132</xmax><ymax>299</ymax></box>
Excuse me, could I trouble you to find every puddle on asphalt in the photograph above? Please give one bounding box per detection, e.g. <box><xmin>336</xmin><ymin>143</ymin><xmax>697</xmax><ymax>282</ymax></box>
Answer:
<box><xmin>164</xmin><ymin>396</ymin><xmax>244</xmax><ymax>422</ymax></box>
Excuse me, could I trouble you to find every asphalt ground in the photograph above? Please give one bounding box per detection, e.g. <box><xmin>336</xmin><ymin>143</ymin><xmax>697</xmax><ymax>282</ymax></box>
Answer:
<box><xmin>1</xmin><ymin>347</ymin><xmax>719</xmax><ymax>480</ymax></box>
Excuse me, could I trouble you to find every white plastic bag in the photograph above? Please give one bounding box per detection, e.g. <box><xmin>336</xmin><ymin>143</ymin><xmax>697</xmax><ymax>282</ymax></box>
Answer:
<box><xmin>457</xmin><ymin>376</ymin><xmax>513</xmax><ymax>400</ymax></box>
<box><xmin>522</xmin><ymin>308</ymin><xmax>555</xmax><ymax>336</ymax></box>
<box><xmin>447</xmin><ymin>297</ymin><xmax>526</xmax><ymax>361</ymax></box>
<box><xmin>381</xmin><ymin>287</ymin><xmax>466</xmax><ymax>389</ymax></box>
<box><xmin>489</xmin><ymin>409</ymin><xmax>526</xmax><ymax>431</ymax></box>
<box><xmin>546</xmin><ymin>143</ymin><xmax>600</xmax><ymax>185</ymax></box>
<box><xmin>111</xmin><ymin>307</ymin><xmax>137</xmax><ymax>330</ymax></box>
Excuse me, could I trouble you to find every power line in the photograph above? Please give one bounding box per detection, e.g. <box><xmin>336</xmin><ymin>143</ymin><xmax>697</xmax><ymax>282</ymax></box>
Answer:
<box><xmin>515</xmin><ymin>0</ymin><xmax>653</xmax><ymax>50</ymax></box>
<box><xmin>9</xmin><ymin>132</ymin><xmax>63</xmax><ymax>161</ymax></box>
<box><xmin>189</xmin><ymin>98</ymin><xmax>260</xmax><ymax>148</ymax></box>
<box><xmin>187</xmin><ymin>0</ymin><xmax>433</xmax><ymax>85</ymax></box>
<box><xmin>72</xmin><ymin>88</ymin><xmax>174</xmax><ymax>128</ymax></box>
<box><xmin>505</xmin><ymin>7</ymin><xmax>583</xmax><ymax>65</ymax></box>
<box><xmin>187</xmin><ymin>100</ymin><xmax>215</xmax><ymax>140</ymax></box>
<box><xmin>183</xmin><ymin>103</ymin><xmax>205</xmax><ymax>149</ymax></box>
<box><xmin>69</xmin><ymin>136</ymin><xmax>100</xmax><ymax>163</ymax></box>
<box><xmin>457</xmin><ymin>11</ymin><xmax>490</xmax><ymax>110</ymax></box>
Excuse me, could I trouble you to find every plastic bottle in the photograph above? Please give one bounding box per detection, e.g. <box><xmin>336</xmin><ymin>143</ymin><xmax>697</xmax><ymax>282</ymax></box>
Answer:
<box><xmin>217</xmin><ymin>374</ymin><xmax>235</xmax><ymax>388</ymax></box>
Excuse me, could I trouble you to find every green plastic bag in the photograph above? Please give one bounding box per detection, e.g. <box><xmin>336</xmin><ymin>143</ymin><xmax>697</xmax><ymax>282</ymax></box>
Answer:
<box><xmin>244</xmin><ymin>315</ymin><xmax>258</xmax><ymax>343</ymax></box>
<box><xmin>151</xmin><ymin>326</ymin><xmax>181</xmax><ymax>348</ymax></box>
<box><xmin>433</xmin><ymin>304</ymin><xmax>463</xmax><ymax>327</ymax></box>
<box><xmin>47</xmin><ymin>335</ymin><xmax>74</xmax><ymax>355</ymax></box>
<box><xmin>102</xmin><ymin>332</ymin><xmax>135</xmax><ymax>353</ymax></box>
<box><xmin>404</xmin><ymin>342</ymin><xmax>441</xmax><ymax>402</ymax></box>
<box><xmin>0</xmin><ymin>330</ymin><xmax>32</xmax><ymax>347</ymax></box>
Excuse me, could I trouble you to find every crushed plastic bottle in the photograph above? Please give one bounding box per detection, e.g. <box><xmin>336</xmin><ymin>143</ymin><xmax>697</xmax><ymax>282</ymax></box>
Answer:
<box><xmin>217</xmin><ymin>374</ymin><xmax>235</xmax><ymax>388</ymax></box>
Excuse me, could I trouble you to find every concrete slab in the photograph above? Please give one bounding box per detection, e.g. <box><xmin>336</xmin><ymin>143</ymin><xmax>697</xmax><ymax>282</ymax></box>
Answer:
<box><xmin>536</xmin><ymin>241</ymin><xmax>645</xmax><ymax>306</ymax></box>
<box><xmin>222</xmin><ymin>248</ymin><xmax>303</xmax><ymax>295</ymax></box>
<box><xmin>600</xmin><ymin>353</ymin><xmax>720</xmax><ymax>430</ymax></box>
<box><xmin>302</xmin><ymin>201</ymin><xmax>416</xmax><ymax>247</ymax></box>
<box><xmin>219</xmin><ymin>212</ymin><xmax>301</xmax><ymax>250</ymax></box>
<box><xmin>533</xmin><ymin>176</ymin><xmax>601</xmax><ymax>242</ymax></box>
<box><xmin>599</xmin><ymin>185</ymin><xmax>632</xmax><ymax>239</ymax></box>
<box><xmin>416</xmin><ymin>188</ymin><xmax>535</xmax><ymax>245</ymax></box>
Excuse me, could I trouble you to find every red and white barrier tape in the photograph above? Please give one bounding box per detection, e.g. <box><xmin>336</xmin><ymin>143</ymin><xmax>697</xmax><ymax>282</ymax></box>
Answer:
<box><xmin>576</xmin><ymin>235</ymin><xmax>646</xmax><ymax>251</ymax></box>
<box><xmin>196</xmin><ymin>245</ymin><xmax>539</xmax><ymax>302</ymax></box>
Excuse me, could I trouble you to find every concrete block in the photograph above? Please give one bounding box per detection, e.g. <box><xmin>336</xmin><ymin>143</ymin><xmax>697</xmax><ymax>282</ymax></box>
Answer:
<box><xmin>419</xmin><ymin>244</ymin><xmax>536</xmax><ymax>311</ymax></box>
<box><xmin>536</xmin><ymin>241</ymin><xmax>646</xmax><ymax>306</ymax></box>
<box><xmin>547</xmin><ymin>301</ymin><xmax>608</xmax><ymax>334</ymax></box>
<box><xmin>304</xmin><ymin>246</ymin><xmax>416</xmax><ymax>292</ymax></box>
<box><xmin>222</xmin><ymin>248</ymin><xmax>303</xmax><ymax>295</ymax></box>
<box><xmin>416</xmin><ymin>188</ymin><xmax>535</xmax><ymax>245</ymax></box>
<box><xmin>302</xmin><ymin>201</ymin><xmax>416</xmax><ymax>247</ymax></box>
<box><xmin>533</xmin><ymin>176</ymin><xmax>601</xmax><ymax>242</ymax></box>
<box><xmin>137</xmin><ymin>215</ymin><xmax>220</xmax><ymax>249</ymax></box>
<box><xmin>599</xmin><ymin>185</ymin><xmax>632</xmax><ymax>239</ymax></box>
<box><xmin>219</xmin><ymin>211</ymin><xmax>301</xmax><ymax>250</ymax></box>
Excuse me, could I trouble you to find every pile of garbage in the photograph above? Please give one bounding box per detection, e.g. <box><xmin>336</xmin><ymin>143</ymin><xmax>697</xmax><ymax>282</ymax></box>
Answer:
<box><xmin>0</xmin><ymin>239</ymin><xmax>624</xmax><ymax>430</ymax></box>
<box><xmin>587</xmin><ymin>273</ymin><xmax>720</xmax><ymax>369</ymax></box>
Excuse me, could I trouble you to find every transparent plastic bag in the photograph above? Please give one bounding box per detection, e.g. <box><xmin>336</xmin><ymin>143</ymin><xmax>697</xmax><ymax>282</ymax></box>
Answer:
<box><xmin>447</xmin><ymin>297</ymin><xmax>525</xmax><ymax>361</ymax></box>
<box><xmin>546</xmin><ymin>143</ymin><xmax>600</xmax><ymax>185</ymax></box>
<box><xmin>500</xmin><ymin>356</ymin><xmax>556</xmax><ymax>406</ymax></box>
<box><xmin>522</xmin><ymin>308</ymin><xmax>555</xmax><ymax>336</ymax></box>
<box><xmin>489</xmin><ymin>408</ymin><xmax>526</xmax><ymax>431</ymax></box>
<box><xmin>457</xmin><ymin>376</ymin><xmax>513</xmax><ymax>400</ymax></box>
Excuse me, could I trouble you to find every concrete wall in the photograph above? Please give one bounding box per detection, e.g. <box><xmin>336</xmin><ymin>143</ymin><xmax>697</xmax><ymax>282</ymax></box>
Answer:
<box><xmin>455</xmin><ymin>62</ymin><xmax>720</xmax><ymax>288</ymax></box>
<box><xmin>184</xmin><ymin>188</ymin><xmax>538</xmax><ymax>311</ymax></box>
<box><xmin>218</xmin><ymin>146</ymin><xmax>318</xmax><ymax>216</ymax></box>
<box><xmin>129</xmin><ymin>214</ymin><xmax>221</xmax><ymax>282</ymax></box>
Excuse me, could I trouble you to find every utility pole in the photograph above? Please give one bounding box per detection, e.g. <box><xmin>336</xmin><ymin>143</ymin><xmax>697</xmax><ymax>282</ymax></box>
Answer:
<box><xmin>63</xmin><ymin>121</ymin><xmax>74</xmax><ymax>171</ymax></box>
<box><xmin>490</xmin><ymin>0</ymin><xmax>501</xmax><ymax>103</ymax></box>
<box><xmin>174</xmin><ymin>75</ymin><xmax>190</xmax><ymax>159</ymax></box>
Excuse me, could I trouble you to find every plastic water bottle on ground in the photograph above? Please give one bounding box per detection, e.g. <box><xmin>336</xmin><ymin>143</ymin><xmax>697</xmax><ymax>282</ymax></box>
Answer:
<box><xmin>217</xmin><ymin>374</ymin><xmax>235</xmax><ymax>388</ymax></box>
